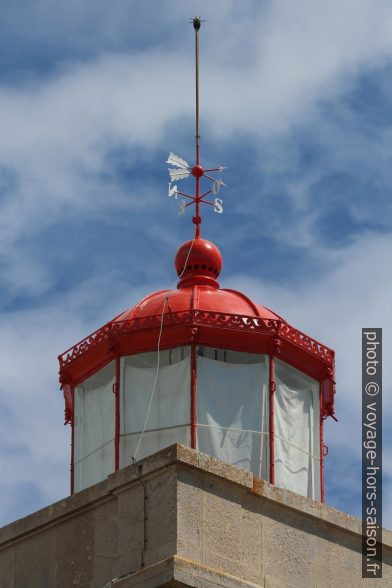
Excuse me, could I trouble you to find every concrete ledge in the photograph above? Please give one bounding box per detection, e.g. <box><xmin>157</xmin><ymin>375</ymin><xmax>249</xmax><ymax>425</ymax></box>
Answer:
<box><xmin>110</xmin><ymin>555</ymin><xmax>263</xmax><ymax>588</ymax></box>
<box><xmin>1</xmin><ymin>444</ymin><xmax>389</xmax><ymax>549</ymax></box>
<box><xmin>108</xmin><ymin>444</ymin><xmax>254</xmax><ymax>494</ymax></box>
<box><xmin>0</xmin><ymin>444</ymin><xmax>253</xmax><ymax>549</ymax></box>
<box><xmin>251</xmin><ymin>476</ymin><xmax>365</xmax><ymax>540</ymax></box>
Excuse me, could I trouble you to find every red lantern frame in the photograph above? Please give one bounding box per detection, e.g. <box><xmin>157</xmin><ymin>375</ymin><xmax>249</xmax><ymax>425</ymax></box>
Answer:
<box><xmin>60</xmin><ymin>299</ymin><xmax>335</xmax><ymax>501</ymax></box>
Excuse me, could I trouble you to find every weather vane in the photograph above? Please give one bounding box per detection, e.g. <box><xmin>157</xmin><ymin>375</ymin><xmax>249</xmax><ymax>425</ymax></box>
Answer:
<box><xmin>167</xmin><ymin>16</ymin><xmax>226</xmax><ymax>238</ymax></box>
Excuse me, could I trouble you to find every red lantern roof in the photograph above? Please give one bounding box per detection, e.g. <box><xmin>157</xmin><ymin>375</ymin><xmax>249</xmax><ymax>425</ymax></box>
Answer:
<box><xmin>59</xmin><ymin>236</ymin><xmax>336</xmax><ymax>419</ymax></box>
<box><xmin>116</xmin><ymin>238</ymin><xmax>280</xmax><ymax>322</ymax></box>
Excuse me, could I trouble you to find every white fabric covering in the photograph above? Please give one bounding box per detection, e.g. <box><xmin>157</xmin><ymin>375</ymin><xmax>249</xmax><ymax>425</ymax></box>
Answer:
<box><xmin>196</xmin><ymin>350</ymin><xmax>268</xmax><ymax>478</ymax></box>
<box><xmin>120</xmin><ymin>347</ymin><xmax>191</xmax><ymax>465</ymax></box>
<box><xmin>74</xmin><ymin>362</ymin><xmax>115</xmax><ymax>492</ymax></box>
<box><xmin>274</xmin><ymin>359</ymin><xmax>320</xmax><ymax>500</ymax></box>
<box><xmin>72</xmin><ymin>347</ymin><xmax>320</xmax><ymax>500</ymax></box>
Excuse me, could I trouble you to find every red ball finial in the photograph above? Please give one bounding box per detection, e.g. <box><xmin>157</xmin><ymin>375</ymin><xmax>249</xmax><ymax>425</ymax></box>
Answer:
<box><xmin>175</xmin><ymin>238</ymin><xmax>223</xmax><ymax>289</ymax></box>
<box><xmin>191</xmin><ymin>164</ymin><xmax>204</xmax><ymax>178</ymax></box>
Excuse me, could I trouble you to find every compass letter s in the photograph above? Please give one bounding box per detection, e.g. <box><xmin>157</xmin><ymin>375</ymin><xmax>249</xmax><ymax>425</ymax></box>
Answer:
<box><xmin>213</xmin><ymin>198</ymin><xmax>223</xmax><ymax>214</ymax></box>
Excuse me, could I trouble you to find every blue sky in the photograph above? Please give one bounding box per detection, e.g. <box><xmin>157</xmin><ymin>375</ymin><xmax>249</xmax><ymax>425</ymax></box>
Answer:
<box><xmin>0</xmin><ymin>0</ymin><xmax>391</xmax><ymax>528</ymax></box>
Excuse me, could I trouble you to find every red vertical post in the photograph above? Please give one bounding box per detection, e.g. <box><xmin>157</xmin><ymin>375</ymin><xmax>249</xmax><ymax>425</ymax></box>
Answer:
<box><xmin>191</xmin><ymin>345</ymin><xmax>197</xmax><ymax>449</ymax></box>
<box><xmin>320</xmin><ymin>381</ymin><xmax>325</xmax><ymax>503</ymax></box>
<box><xmin>115</xmin><ymin>356</ymin><xmax>120</xmax><ymax>471</ymax></box>
<box><xmin>195</xmin><ymin>175</ymin><xmax>201</xmax><ymax>238</ymax></box>
<box><xmin>70</xmin><ymin>386</ymin><xmax>75</xmax><ymax>495</ymax></box>
<box><xmin>269</xmin><ymin>355</ymin><xmax>275</xmax><ymax>485</ymax></box>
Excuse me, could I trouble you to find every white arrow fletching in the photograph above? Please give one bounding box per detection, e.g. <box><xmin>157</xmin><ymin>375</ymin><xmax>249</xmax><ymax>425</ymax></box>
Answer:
<box><xmin>169</xmin><ymin>168</ymin><xmax>190</xmax><ymax>181</ymax></box>
<box><xmin>166</xmin><ymin>152</ymin><xmax>190</xmax><ymax>169</ymax></box>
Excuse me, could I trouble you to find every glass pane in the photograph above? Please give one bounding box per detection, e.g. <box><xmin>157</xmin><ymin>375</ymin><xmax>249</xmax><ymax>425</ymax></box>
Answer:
<box><xmin>196</xmin><ymin>350</ymin><xmax>268</xmax><ymax>479</ymax></box>
<box><xmin>197</xmin><ymin>426</ymin><xmax>268</xmax><ymax>479</ymax></box>
<box><xmin>125</xmin><ymin>346</ymin><xmax>190</xmax><ymax>368</ymax></box>
<box><xmin>74</xmin><ymin>361</ymin><xmax>115</xmax><ymax>492</ymax></box>
<box><xmin>197</xmin><ymin>346</ymin><xmax>262</xmax><ymax>364</ymax></box>
<box><xmin>274</xmin><ymin>359</ymin><xmax>320</xmax><ymax>500</ymax></box>
<box><xmin>120</xmin><ymin>426</ymin><xmax>190</xmax><ymax>465</ymax></box>
<box><xmin>120</xmin><ymin>346</ymin><xmax>191</xmax><ymax>466</ymax></box>
<box><xmin>74</xmin><ymin>440</ymin><xmax>114</xmax><ymax>491</ymax></box>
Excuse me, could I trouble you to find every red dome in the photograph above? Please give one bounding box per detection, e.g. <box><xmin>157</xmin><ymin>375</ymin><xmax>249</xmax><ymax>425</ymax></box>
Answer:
<box><xmin>115</xmin><ymin>286</ymin><xmax>280</xmax><ymax>323</ymax></box>
<box><xmin>115</xmin><ymin>238</ymin><xmax>280</xmax><ymax>322</ymax></box>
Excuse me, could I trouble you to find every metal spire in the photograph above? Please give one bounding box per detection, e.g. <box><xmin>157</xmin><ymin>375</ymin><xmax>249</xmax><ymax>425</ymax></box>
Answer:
<box><xmin>166</xmin><ymin>16</ymin><xmax>226</xmax><ymax>239</ymax></box>
<box><xmin>193</xmin><ymin>16</ymin><xmax>201</xmax><ymax>161</ymax></box>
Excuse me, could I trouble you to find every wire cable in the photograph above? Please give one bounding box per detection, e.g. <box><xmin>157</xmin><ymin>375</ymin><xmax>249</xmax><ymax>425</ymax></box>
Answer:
<box><xmin>132</xmin><ymin>238</ymin><xmax>195</xmax><ymax>462</ymax></box>
<box><xmin>132</xmin><ymin>297</ymin><xmax>167</xmax><ymax>461</ymax></box>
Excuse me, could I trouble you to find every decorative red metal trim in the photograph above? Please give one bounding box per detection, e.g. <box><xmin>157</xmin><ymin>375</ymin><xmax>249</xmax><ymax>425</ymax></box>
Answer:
<box><xmin>70</xmin><ymin>386</ymin><xmax>75</xmax><ymax>495</ymax></box>
<box><xmin>320</xmin><ymin>380</ymin><xmax>326</xmax><ymax>503</ymax></box>
<box><xmin>269</xmin><ymin>355</ymin><xmax>275</xmax><ymax>485</ymax></box>
<box><xmin>277</xmin><ymin>322</ymin><xmax>333</xmax><ymax>364</ymax></box>
<box><xmin>62</xmin><ymin>383</ymin><xmax>73</xmax><ymax>425</ymax></box>
<box><xmin>319</xmin><ymin>381</ymin><xmax>324</xmax><ymax>502</ymax></box>
<box><xmin>114</xmin><ymin>357</ymin><xmax>120</xmax><ymax>471</ymax></box>
<box><xmin>321</xmin><ymin>366</ymin><xmax>336</xmax><ymax>420</ymax></box>
<box><xmin>191</xmin><ymin>344</ymin><xmax>197</xmax><ymax>449</ymax></box>
<box><xmin>59</xmin><ymin>311</ymin><xmax>334</xmax><ymax>369</ymax></box>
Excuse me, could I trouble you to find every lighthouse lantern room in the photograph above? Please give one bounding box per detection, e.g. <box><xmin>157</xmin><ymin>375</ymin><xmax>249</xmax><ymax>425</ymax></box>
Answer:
<box><xmin>58</xmin><ymin>18</ymin><xmax>336</xmax><ymax>502</ymax></box>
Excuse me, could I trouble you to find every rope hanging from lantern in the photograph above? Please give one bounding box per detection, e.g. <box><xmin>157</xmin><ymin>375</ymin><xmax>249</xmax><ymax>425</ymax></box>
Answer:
<box><xmin>132</xmin><ymin>238</ymin><xmax>195</xmax><ymax>462</ymax></box>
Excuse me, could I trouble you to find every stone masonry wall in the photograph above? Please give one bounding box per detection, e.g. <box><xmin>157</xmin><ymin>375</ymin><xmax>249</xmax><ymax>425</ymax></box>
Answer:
<box><xmin>0</xmin><ymin>444</ymin><xmax>391</xmax><ymax>587</ymax></box>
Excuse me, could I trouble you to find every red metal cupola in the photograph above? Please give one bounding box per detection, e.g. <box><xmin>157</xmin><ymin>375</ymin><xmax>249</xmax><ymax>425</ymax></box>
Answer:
<box><xmin>116</xmin><ymin>237</ymin><xmax>279</xmax><ymax>321</ymax></box>
<box><xmin>59</xmin><ymin>233</ymin><xmax>336</xmax><ymax>500</ymax></box>
<box><xmin>58</xmin><ymin>18</ymin><xmax>336</xmax><ymax>503</ymax></box>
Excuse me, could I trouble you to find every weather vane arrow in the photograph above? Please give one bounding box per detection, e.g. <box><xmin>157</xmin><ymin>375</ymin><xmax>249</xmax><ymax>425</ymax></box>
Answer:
<box><xmin>166</xmin><ymin>16</ymin><xmax>227</xmax><ymax>237</ymax></box>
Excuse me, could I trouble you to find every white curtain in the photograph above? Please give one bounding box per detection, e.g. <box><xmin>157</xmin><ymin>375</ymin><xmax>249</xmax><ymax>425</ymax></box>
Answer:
<box><xmin>196</xmin><ymin>349</ymin><xmax>268</xmax><ymax>479</ymax></box>
<box><xmin>74</xmin><ymin>362</ymin><xmax>115</xmax><ymax>492</ymax></box>
<box><xmin>274</xmin><ymin>359</ymin><xmax>320</xmax><ymax>500</ymax></box>
<box><xmin>120</xmin><ymin>347</ymin><xmax>191</xmax><ymax>466</ymax></box>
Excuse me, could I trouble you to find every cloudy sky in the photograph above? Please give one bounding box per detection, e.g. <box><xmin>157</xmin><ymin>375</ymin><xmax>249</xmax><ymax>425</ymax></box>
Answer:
<box><xmin>0</xmin><ymin>0</ymin><xmax>391</xmax><ymax>529</ymax></box>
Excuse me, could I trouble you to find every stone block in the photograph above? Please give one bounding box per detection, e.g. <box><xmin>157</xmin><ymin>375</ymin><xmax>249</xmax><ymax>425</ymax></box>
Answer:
<box><xmin>143</xmin><ymin>465</ymin><xmax>178</xmax><ymax>567</ymax></box>
<box><xmin>114</xmin><ymin>485</ymin><xmax>144</xmax><ymax>578</ymax></box>
<box><xmin>0</xmin><ymin>547</ymin><xmax>14</xmax><ymax>588</ymax></box>
<box><xmin>14</xmin><ymin>528</ymin><xmax>56</xmax><ymax>588</ymax></box>
<box><xmin>177</xmin><ymin>466</ymin><xmax>204</xmax><ymax>562</ymax></box>
<box><xmin>261</xmin><ymin>500</ymin><xmax>317</xmax><ymax>587</ymax></box>
<box><xmin>91</xmin><ymin>499</ymin><xmax>118</xmax><ymax>586</ymax></box>
<box><xmin>55</xmin><ymin>508</ymin><xmax>95</xmax><ymax>587</ymax></box>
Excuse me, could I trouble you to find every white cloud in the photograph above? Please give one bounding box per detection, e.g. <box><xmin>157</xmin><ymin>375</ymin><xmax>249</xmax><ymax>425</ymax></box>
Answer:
<box><xmin>1</xmin><ymin>0</ymin><xmax>392</xmax><ymax>244</ymax></box>
<box><xmin>0</xmin><ymin>1</ymin><xmax>391</xmax><ymax>300</ymax></box>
